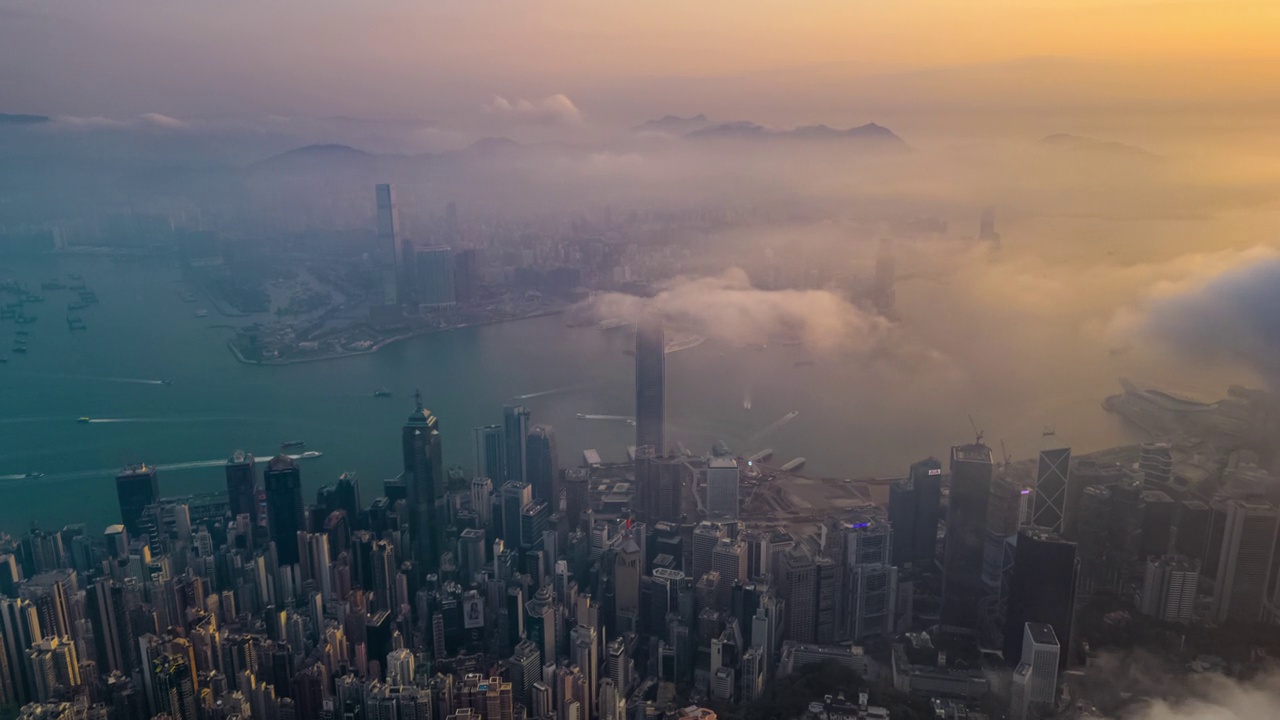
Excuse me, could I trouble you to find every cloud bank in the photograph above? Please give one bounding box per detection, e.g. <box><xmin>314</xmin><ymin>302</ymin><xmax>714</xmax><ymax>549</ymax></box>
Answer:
<box><xmin>584</xmin><ymin>268</ymin><xmax>890</xmax><ymax>353</ymax></box>
<box><xmin>485</xmin><ymin>94</ymin><xmax>583</xmax><ymax>125</ymax></box>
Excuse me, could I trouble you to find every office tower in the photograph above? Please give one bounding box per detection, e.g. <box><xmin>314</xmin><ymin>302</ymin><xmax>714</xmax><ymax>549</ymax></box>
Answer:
<box><xmin>1209</xmin><ymin>499</ymin><xmax>1279</xmax><ymax>624</ymax></box>
<box><xmin>978</xmin><ymin>206</ymin><xmax>999</xmax><ymax>242</ymax></box>
<box><xmin>520</xmin><ymin>500</ymin><xmax>550</xmax><ymax>555</ymax></box>
<box><xmin>26</xmin><ymin>636</ymin><xmax>80</xmax><ymax>703</ymax></box>
<box><xmin>87</xmin><ymin>579</ymin><xmax>133</xmax><ymax>675</ymax></box>
<box><xmin>454</xmin><ymin>248</ymin><xmax>478</xmax><ymax>304</ymax></box>
<box><xmin>375</xmin><ymin>183</ymin><xmax>406</xmax><ymax>305</ymax></box>
<box><xmin>814</xmin><ymin>554</ymin><xmax>839</xmax><ymax>640</ymax></box>
<box><xmin>458</xmin><ymin>528</ymin><xmax>486</xmax><ymax>582</ymax></box>
<box><xmin>692</xmin><ymin>522</ymin><xmax>727</xmax><ymax>581</ymax></box>
<box><xmin>387</xmin><ymin>647</ymin><xmax>415</xmax><ymax>686</ymax></box>
<box><xmin>942</xmin><ymin>443</ymin><xmax>993</xmax><ymax>629</ymax></box>
<box><xmin>888</xmin><ymin>480</ymin><xmax>915</xmax><ymax>568</ymax></box>
<box><xmin>474</xmin><ymin>425</ymin><xmax>506</xmax><ymax>488</ymax></box>
<box><xmin>526</xmin><ymin>425</ymin><xmax>559</xmax><ymax>504</ymax></box>
<box><xmin>506</xmin><ymin>640</ymin><xmax>542</xmax><ymax>707</ymax></box>
<box><xmin>116</xmin><ymin>463</ymin><xmax>159</xmax><ymax>536</ymax></box>
<box><xmin>985</xmin><ymin>473</ymin><xmax>1030</xmax><ymax>589</ymax></box>
<box><xmin>225</xmin><ymin>451</ymin><xmax>257</xmax><ymax>522</ymax></box>
<box><xmin>782</xmin><ymin>546</ymin><xmax>817</xmax><ymax>643</ymax></box>
<box><xmin>909</xmin><ymin>458</ymin><xmax>943</xmax><ymax>568</ymax></box>
<box><xmin>416</xmin><ymin>247</ymin><xmax>457</xmax><ymax>306</ymax></box>
<box><xmin>264</xmin><ymin>455</ymin><xmax>305</xmax><ymax>566</ymax></box>
<box><xmin>614</xmin><ymin>533</ymin><xmax>643</xmax><ymax>630</ymax></box>
<box><xmin>1140</xmin><ymin>490</ymin><xmax>1177</xmax><ymax>557</ymax></box>
<box><xmin>503</xmin><ymin>406</ymin><xmax>531</xmax><ymax>485</ymax></box>
<box><xmin>1033</xmin><ymin>440</ymin><xmax>1071</xmax><ymax>534</ymax></box>
<box><xmin>1139</xmin><ymin>442</ymin><xmax>1173</xmax><ymax>485</ymax></box>
<box><xmin>1</xmin><ymin>598</ymin><xmax>41</xmax><ymax>704</ymax></box>
<box><xmin>570</xmin><ymin>625</ymin><xmax>598</xmax><ymax>717</ymax></box>
<box><xmin>371</xmin><ymin>540</ymin><xmax>396</xmax><ymax>613</ymax></box>
<box><xmin>469</xmin><ymin>476</ymin><xmax>494</xmax><ymax>530</ymax></box>
<box><xmin>404</xmin><ymin>396</ymin><xmax>446</xmax><ymax>576</ymax></box>
<box><xmin>1140</xmin><ymin>556</ymin><xmax>1198</xmax><ymax>623</ymax></box>
<box><xmin>636</xmin><ymin>449</ymin><xmax>686</xmax><ymax>524</ymax></box>
<box><xmin>1004</xmin><ymin>527</ymin><xmax>1077</xmax><ymax>668</ymax></box>
<box><xmin>635</xmin><ymin>315</ymin><xmax>665</xmax><ymax>454</ymax></box>
<box><xmin>840</xmin><ymin>516</ymin><xmax>898</xmax><ymax>641</ymax></box>
<box><xmin>501</xmin><ymin>482</ymin><xmax>533</xmax><ymax>546</ymax></box>
<box><xmin>706</xmin><ymin>458</ymin><xmax>740</xmax><ymax>520</ymax></box>
<box><xmin>1175</xmin><ymin>500</ymin><xmax>1212</xmax><ymax>563</ymax></box>
<box><xmin>1023</xmin><ymin>623</ymin><xmax>1060</xmax><ymax>703</ymax></box>
<box><xmin>711</xmin><ymin>539</ymin><xmax>747</xmax><ymax>610</ymax></box>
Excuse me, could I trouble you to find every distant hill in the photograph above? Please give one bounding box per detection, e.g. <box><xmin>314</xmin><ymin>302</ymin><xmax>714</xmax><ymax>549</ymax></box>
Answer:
<box><xmin>251</xmin><ymin>143</ymin><xmax>379</xmax><ymax>171</ymax></box>
<box><xmin>687</xmin><ymin>120</ymin><xmax>908</xmax><ymax>149</ymax></box>
<box><xmin>0</xmin><ymin>113</ymin><xmax>51</xmax><ymax>126</ymax></box>
<box><xmin>1038</xmin><ymin>133</ymin><xmax>1158</xmax><ymax>160</ymax></box>
<box><xmin>633</xmin><ymin>114</ymin><xmax>712</xmax><ymax>135</ymax></box>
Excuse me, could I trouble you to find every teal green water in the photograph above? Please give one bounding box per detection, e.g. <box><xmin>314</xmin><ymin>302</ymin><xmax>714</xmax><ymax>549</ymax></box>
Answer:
<box><xmin>0</xmin><ymin>256</ymin><xmax>1136</xmax><ymax>534</ymax></box>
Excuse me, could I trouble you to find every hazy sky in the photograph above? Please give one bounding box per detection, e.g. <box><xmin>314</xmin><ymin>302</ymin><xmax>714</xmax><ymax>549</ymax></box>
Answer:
<box><xmin>2</xmin><ymin>0</ymin><xmax>1277</xmax><ymax>125</ymax></box>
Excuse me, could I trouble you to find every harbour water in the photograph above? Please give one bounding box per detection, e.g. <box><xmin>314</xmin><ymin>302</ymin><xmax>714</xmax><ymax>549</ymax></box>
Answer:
<box><xmin>0</xmin><ymin>255</ymin><xmax>1140</xmax><ymax>532</ymax></box>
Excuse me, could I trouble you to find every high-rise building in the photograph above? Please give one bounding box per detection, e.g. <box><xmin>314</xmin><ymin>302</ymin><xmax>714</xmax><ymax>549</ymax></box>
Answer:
<box><xmin>1208</xmin><ymin>499</ymin><xmax>1279</xmax><ymax>624</ymax></box>
<box><xmin>454</xmin><ymin>248</ymin><xmax>479</xmax><ymax>304</ymax></box>
<box><xmin>1033</xmin><ymin>440</ymin><xmax>1071</xmax><ymax>534</ymax></box>
<box><xmin>116</xmin><ymin>464</ymin><xmax>159</xmax><ymax>536</ymax></box>
<box><xmin>375</xmin><ymin>183</ymin><xmax>406</xmax><ymax>305</ymax></box>
<box><xmin>635</xmin><ymin>315</ymin><xmax>665</xmax><ymax>454</ymax></box>
<box><xmin>888</xmin><ymin>479</ymin><xmax>916</xmax><ymax>568</ymax></box>
<box><xmin>1139</xmin><ymin>442</ymin><xmax>1173</xmax><ymax>486</ymax></box>
<box><xmin>404</xmin><ymin>396</ymin><xmax>447</xmax><ymax>576</ymax></box>
<box><xmin>225</xmin><ymin>451</ymin><xmax>257</xmax><ymax>522</ymax></box>
<box><xmin>1140</xmin><ymin>555</ymin><xmax>1198</xmax><ymax>623</ymax></box>
<box><xmin>473</xmin><ymin>426</ymin><xmax>506</xmax><ymax>489</ymax></box>
<box><xmin>1003</xmin><ymin>527</ymin><xmax>1077</xmax><ymax>668</ymax></box>
<box><xmin>0</xmin><ymin>598</ymin><xmax>41</xmax><ymax>704</ymax></box>
<box><xmin>1010</xmin><ymin>623</ymin><xmax>1059</xmax><ymax>720</ymax></box>
<box><xmin>503</xmin><ymin>406</ymin><xmax>531</xmax><ymax>486</ymax></box>
<box><xmin>909</xmin><ymin>458</ymin><xmax>943</xmax><ymax>568</ymax></box>
<box><xmin>942</xmin><ymin>443</ymin><xmax>993</xmax><ymax>629</ymax></box>
<box><xmin>1175</xmin><ymin>500</ymin><xmax>1212</xmax><ymax>564</ymax></box>
<box><xmin>637</xmin><ymin>450</ymin><xmax>686</xmax><ymax>524</ymax></box>
<box><xmin>782</xmin><ymin>546</ymin><xmax>817</xmax><ymax>644</ymax></box>
<box><xmin>416</xmin><ymin>247</ymin><xmax>457</xmax><ymax>306</ymax></box>
<box><xmin>706</xmin><ymin>458</ymin><xmax>740</xmax><ymax>520</ymax></box>
<box><xmin>501</xmin><ymin>482</ymin><xmax>533</xmax><ymax>548</ymax></box>
<box><xmin>840</xmin><ymin>516</ymin><xmax>898</xmax><ymax>641</ymax></box>
<box><xmin>264</xmin><ymin>455</ymin><xmax>304</xmax><ymax>566</ymax></box>
<box><xmin>526</xmin><ymin>426</ymin><xmax>559</xmax><ymax>504</ymax></box>
<box><xmin>711</xmin><ymin>539</ymin><xmax>747</xmax><ymax>610</ymax></box>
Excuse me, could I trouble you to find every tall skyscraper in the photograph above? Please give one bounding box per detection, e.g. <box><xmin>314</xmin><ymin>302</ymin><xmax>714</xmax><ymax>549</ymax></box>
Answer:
<box><xmin>1003</xmin><ymin>527</ymin><xmax>1077</xmax><ymax>668</ymax></box>
<box><xmin>635</xmin><ymin>315</ymin><xmax>665</xmax><ymax>454</ymax></box>
<box><xmin>526</xmin><ymin>426</ymin><xmax>559</xmax><ymax>504</ymax></box>
<box><xmin>706</xmin><ymin>458</ymin><xmax>740</xmax><ymax>520</ymax></box>
<box><xmin>1140</xmin><ymin>555</ymin><xmax>1198</xmax><ymax>623</ymax></box>
<box><xmin>840</xmin><ymin>516</ymin><xmax>898</xmax><ymax>641</ymax></box>
<box><xmin>502</xmin><ymin>482</ymin><xmax>533</xmax><ymax>548</ymax></box>
<box><xmin>503</xmin><ymin>406</ymin><xmax>531</xmax><ymax>486</ymax></box>
<box><xmin>454</xmin><ymin>248</ymin><xmax>479</xmax><ymax>304</ymax></box>
<box><xmin>1010</xmin><ymin>623</ymin><xmax>1059</xmax><ymax>720</ymax></box>
<box><xmin>474</xmin><ymin>425</ymin><xmax>506</xmax><ymax>487</ymax></box>
<box><xmin>264</xmin><ymin>455</ymin><xmax>304</xmax><ymax>566</ymax></box>
<box><xmin>1033</xmin><ymin>437</ymin><xmax>1071</xmax><ymax>534</ymax></box>
<box><xmin>942</xmin><ymin>443</ymin><xmax>993</xmax><ymax>629</ymax></box>
<box><xmin>375</xmin><ymin>183</ymin><xmax>406</xmax><ymax>305</ymax></box>
<box><xmin>636</xmin><ymin>449</ymin><xmax>685</xmax><ymax>524</ymax></box>
<box><xmin>909</xmin><ymin>458</ymin><xmax>943</xmax><ymax>568</ymax></box>
<box><xmin>1208</xmin><ymin>499</ymin><xmax>1279</xmax><ymax>624</ymax></box>
<box><xmin>781</xmin><ymin>545</ymin><xmax>817</xmax><ymax>644</ymax></box>
<box><xmin>115</xmin><ymin>464</ymin><xmax>159</xmax><ymax>537</ymax></box>
<box><xmin>224</xmin><ymin>451</ymin><xmax>257</xmax><ymax>522</ymax></box>
<box><xmin>404</xmin><ymin>395</ymin><xmax>447</xmax><ymax>576</ymax></box>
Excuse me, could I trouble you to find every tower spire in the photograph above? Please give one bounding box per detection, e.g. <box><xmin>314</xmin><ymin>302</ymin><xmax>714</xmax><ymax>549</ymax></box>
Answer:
<box><xmin>414</xmin><ymin>388</ymin><xmax>423</xmax><ymax>412</ymax></box>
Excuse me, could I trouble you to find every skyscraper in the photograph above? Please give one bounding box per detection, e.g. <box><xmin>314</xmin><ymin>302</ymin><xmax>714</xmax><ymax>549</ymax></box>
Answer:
<box><xmin>375</xmin><ymin>183</ymin><xmax>405</xmax><ymax>305</ymax></box>
<box><xmin>404</xmin><ymin>395</ymin><xmax>447</xmax><ymax>576</ymax></box>
<box><xmin>526</xmin><ymin>425</ymin><xmax>559</xmax><ymax>504</ymax></box>
<box><xmin>636</xmin><ymin>449</ymin><xmax>685</xmax><ymax>524</ymax></box>
<box><xmin>840</xmin><ymin>516</ymin><xmax>898</xmax><ymax>641</ymax></box>
<box><xmin>503</xmin><ymin>406</ymin><xmax>531</xmax><ymax>486</ymax></box>
<box><xmin>706</xmin><ymin>458</ymin><xmax>740</xmax><ymax>520</ymax></box>
<box><xmin>1033</xmin><ymin>438</ymin><xmax>1071</xmax><ymax>534</ymax></box>
<box><xmin>1003</xmin><ymin>527</ymin><xmax>1077</xmax><ymax>668</ymax></box>
<box><xmin>225</xmin><ymin>451</ymin><xmax>257</xmax><ymax>522</ymax></box>
<box><xmin>942</xmin><ymin>443</ymin><xmax>993</xmax><ymax>629</ymax></box>
<box><xmin>115</xmin><ymin>464</ymin><xmax>159</xmax><ymax>537</ymax></box>
<box><xmin>264</xmin><ymin>455</ymin><xmax>304</xmax><ymax>566</ymax></box>
<box><xmin>474</xmin><ymin>425</ymin><xmax>506</xmax><ymax>487</ymax></box>
<box><xmin>635</xmin><ymin>315</ymin><xmax>665</xmax><ymax>454</ymax></box>
<box><xmin>1208</xmin><ymin>499</ymin><xmax>1279</xmax><ymax>624</ymax></box>
<box><xmin>501</xmin><ymin>482</ymin><xmax>533</xmax><ymax>548</ymax></box>
<box><xmin>416</xmin><ymin>247</ymin><xmax>457</xmax><ymax>306</ymax></box>
<box><xmin>909</xmin><ymin>457</ymin><xmax>943</xmax><ymax>568</ymax></box>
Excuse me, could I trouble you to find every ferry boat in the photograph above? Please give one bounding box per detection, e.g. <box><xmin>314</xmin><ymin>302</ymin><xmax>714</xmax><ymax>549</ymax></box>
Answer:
<box><xmin>195</xmin><ymin>309</ymin><xmax>209</xmax><ymax>318</ymax></box>
<box><xmin>24</xmin><ymin>472</ymin><xmax>44</xmax><ymax>479</ymax></box>
<box><xmin>281</xmin><ymin>440</ymin><xmax>306</xmax><ymax>449</ymax></box>
<box><xmin>299</xmin><ymin>451</ymin><xmax>322</xmax><ymax>459</ymax></box>
<box><xmin>374</xmin><ymin>388</ymin><xmax>392</xmax><ymax>398</ymax></box>
<box><xmin>77</xmin><ymin>417</ymin><xmax>91</xmax><ymax>423</ymax></box>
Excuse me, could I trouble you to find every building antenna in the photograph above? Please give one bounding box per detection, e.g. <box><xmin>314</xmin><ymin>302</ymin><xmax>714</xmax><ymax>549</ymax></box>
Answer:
<box><xmin>414</xmin><ymin>388</ymin><xmax>423</xmax><ymax>411</ymax></box>
<box><xmin>967</xmin><ymin>414</ymin><xmax>984</xmax><ymax>446</ymax></box>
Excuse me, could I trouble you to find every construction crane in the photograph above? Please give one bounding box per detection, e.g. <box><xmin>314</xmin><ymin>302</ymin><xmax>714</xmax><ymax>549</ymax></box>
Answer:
<box><xmin>967</xmin><ymin>414</ymin><xmax>984</xmax><ymax>446</ymax></box>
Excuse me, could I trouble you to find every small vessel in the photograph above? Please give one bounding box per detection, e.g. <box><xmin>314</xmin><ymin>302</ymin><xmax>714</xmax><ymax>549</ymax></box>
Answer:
<box><xmin>299</xmin><ymin>451</ymin><xmax>322</xmax><ymax>459</ymax></box>
<box><xmin>281</xmin><ymin>440</ymin><xmax>306</xmax><ymax>449</ymax></box>
<box><xmin>77</xmin><ymin>417</ymin><xmax>91</xmax><ymax>423</ymax></box>
<box><xmin>665</xmin><ymin>335</ymin><xmax>706</xmax><ymax>354</ymax></box>
<box><xmin>12</xmin><ymin>346</ymin><xmax>27</xmax><ymax>354</ymax></box>
<box><xmin>15</xmin><ymin>316</ymin><xmax>35</xmax><ymax>324</ymax></box>
<box><xmin>373</xmin><ymin>388</ymin><xmax>392</xmax><ymax>398</ymax></box>
<box><xmin>781</xmin><ymin>457</ymin><xmax>807</xmax><ymax>472</ymax></box>
<box><xmin>195</xmin><ymin>309</ymin><xmax>209</xmax><ymax>318</ymax></box>
<box><xmin>160</xmin><ymin>380</ymin><xmax>173</xmax><ymax>386</ymax></box>
<box><xmin>24</xmin><ymin>472</ymin><xmax>44</xmax><ymax>479</ymax></box>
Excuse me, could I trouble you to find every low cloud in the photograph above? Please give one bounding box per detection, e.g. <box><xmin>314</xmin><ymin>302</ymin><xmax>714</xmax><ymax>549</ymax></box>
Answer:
<box><xmin>1136</xmin><ymin>252</ymin><xmax>1280</xmax><ymax>380</ymax></box>
<box><xmin>485</xmin><ymin>93</ymin><xmax>583</xmax><ymax>125</ymax></box>
<box><xmin>583</xmin><ymin>268</ymin><xmax>889</xmax><ymax>353</ymax></box>
<box><xmin>138</xmin><ymin>112</ymin><xmax>186</xmax><ymax>128</ymax></box>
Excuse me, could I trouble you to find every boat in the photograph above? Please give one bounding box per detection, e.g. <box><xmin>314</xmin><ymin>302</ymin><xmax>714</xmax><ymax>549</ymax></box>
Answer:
<box><xmin>665</xmin><ymin>335</ymin><xmax>706</xmax><ymax>354</ymax></box>
<box><xmin>11</xmin><ymin>346</ymin><xmax>26</xmax><ymax>354</ymax></box>
<box><xmin>195</xmin><ymin>309</ymin><xmax>209</xmax><ymax>318</ymax></box>
<box><xmin>373</xmin><ymin>388</ymin><xmax>392</xmax><ymax>398</ymax></box>
<box><xmin>299</xmin><ymin>451</ymin><xmax>322</xmax><ymax>459</ymax></box>
<box><xmin>160</xmin><ymin>380</ymin><xmax>173</xmax><ymax>386</ymax></box>
<box><xmin>15</xmin><ymin>316</ymin><xmax>35</xmax><ymax>324</ymax></box>
<box><xmin>77</xmin><ymin>417</ymin><xmax>91</xmax><ymax>423</ymax></box>
<box><xmin>281</xmin><ymin>440</ymin><xmax>306</xmax><ymax>449</ymax></box>
<box><xmin>24</xmin><ymin>472</ymin><xmax>44</xmax><ymax>479</ymax></box>
<box><xmin>781</xmin><ymin>457</ymin><xmax>807</xmax><ymax>472</ymax></box>
<box><xmin>746</xmin><ymin>448</ymin><xmax>774</xmax><ymax>464</ymax></box>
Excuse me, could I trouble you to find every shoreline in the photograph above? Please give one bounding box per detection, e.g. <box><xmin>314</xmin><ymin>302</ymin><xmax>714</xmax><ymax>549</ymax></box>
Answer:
<box><xmin>228</xmin><ymin>307</ymin><xmax>567</xmax><ymax>366</ymax></box>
